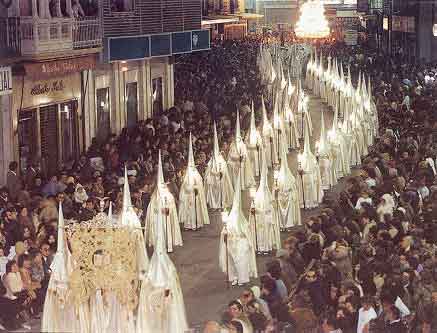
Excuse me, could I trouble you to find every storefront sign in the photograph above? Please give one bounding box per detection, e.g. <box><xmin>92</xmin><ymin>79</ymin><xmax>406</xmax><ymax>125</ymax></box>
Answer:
<box><xmin>30</xmin><ymin>80</ymin><xmax>65</xmax><ymax>96</ymax></box>
<box><xmin>13</xmin><ymin>73</ymin><xmax>81</xmax><ymax>110</ymax></box>
<box><xmin>24</xmin><ymin>55</ymin><xmax>97</xmax><ymax>79</ymax></box>
<box><xmin>106</xmin><ymin>29</ymin><xmax>211</xmax><ymax>62</ymax></box>
<box><xmin>0</xmin><ymin>66</ymin><xmax>12</xmax><ymax>96</ymax></box>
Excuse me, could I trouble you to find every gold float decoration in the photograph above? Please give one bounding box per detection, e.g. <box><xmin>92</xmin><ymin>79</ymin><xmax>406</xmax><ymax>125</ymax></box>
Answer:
<box><xmin>65</xmin><ymin>214</ymin><xmax>138</xmax><ymax>309</ymax></box>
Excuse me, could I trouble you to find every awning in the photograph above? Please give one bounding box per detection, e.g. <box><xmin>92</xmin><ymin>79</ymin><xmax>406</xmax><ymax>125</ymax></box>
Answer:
<box><xmin>237</xmin><ymin>13</ymin><xmax>264</xmax><ymax>19</ymax></box>
<box><xmin>201</xmin><ymin>17</ymin><xmax>240</xmax><ymax>25</ymax></box>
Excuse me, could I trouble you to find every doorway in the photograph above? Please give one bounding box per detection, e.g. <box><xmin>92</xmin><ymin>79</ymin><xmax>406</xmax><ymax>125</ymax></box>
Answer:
<box><xmin>18</xmin><ymin>100</ymin><xmax>79</xmax><ymax>178</ymax></box>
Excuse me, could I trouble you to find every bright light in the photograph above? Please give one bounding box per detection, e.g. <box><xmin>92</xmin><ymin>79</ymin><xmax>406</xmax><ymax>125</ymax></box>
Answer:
<box><xmin>295</xmin><ymin>0</ymin><xmax>330</xmax><ymax>39</ymax></box>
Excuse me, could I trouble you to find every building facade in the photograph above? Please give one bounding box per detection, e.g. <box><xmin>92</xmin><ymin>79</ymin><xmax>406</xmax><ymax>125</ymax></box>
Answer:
<box><xmin>0</xmin><ymin>0</ymin><xmax>209</xmax><ymax>183</ymax></box>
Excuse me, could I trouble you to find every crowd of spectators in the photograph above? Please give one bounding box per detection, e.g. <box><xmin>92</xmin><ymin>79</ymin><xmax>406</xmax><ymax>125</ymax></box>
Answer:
<box><xmin>1</xmin><ymin>34</ymin><xmax>437</xmax><ymax>332</ymax></box>
<box><xmin>203</xmin><ymin>44</ymin><xmax>437</xmax><ymax>332</ymax></box>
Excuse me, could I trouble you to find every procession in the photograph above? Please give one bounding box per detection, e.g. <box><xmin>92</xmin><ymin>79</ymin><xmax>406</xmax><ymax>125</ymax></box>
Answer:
<box><xmin>1</xmin><ymin>0</ymin><xmax>437</xmax><ymax>332</ymax></box>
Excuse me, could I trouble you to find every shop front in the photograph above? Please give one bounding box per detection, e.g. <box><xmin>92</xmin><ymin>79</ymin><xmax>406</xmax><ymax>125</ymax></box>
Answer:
<box><xmin>13</xmin><ymin>56</ymin><xmax>96</xmax><ymax>177</ymax></box>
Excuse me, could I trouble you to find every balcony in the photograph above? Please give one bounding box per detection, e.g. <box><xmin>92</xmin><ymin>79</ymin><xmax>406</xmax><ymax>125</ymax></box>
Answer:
<box><xmin>0</xmin><ymin>17</ymin><xmax>21</xmax><ymax>57</ymax></box>
<box><xmin>0</xmin><ymin>16</ymin><xmax>102</xmax><ymax>58</ymax></box>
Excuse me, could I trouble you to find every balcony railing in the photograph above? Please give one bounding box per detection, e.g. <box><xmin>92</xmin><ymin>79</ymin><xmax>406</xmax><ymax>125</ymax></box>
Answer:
<box><xmin>73</xmin><ymin>17</ymin><xmax>102</xmax><ymax>49</ymax></box>
<box><xmin>20</xmin><ymin>17</ymin><xmax>74</xmax><ymax>55</ymax></box>
<box><xmin>1</xmin><ymin>16</ymin><xmax>101</xmax><ymax>57</ymax></box>
<box><xmin>0</xmin><ymin>17</ymin><xmax>21</xmax><ymax>57</ymax></box>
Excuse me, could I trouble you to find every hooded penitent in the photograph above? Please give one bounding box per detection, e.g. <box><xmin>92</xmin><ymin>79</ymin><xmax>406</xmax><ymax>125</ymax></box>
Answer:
<box><xmin>272</xmin><ymin>90</ymin><xmax>285</xmax><ymax>165</ymax></box>
<box><xmin>249</xmin><ymin>147</ymin><xmax>281</xmax><ymax>253</ymax></box>
<box><xmin>204</xmin><ymin>122</ymin><xmax>234</xmax><ymax>209</ymax></box>
<box><xmin>227</xmin><ymin>109</ymin><xmax>255</xmax><ymax>190</ymax></box>
<box><xmin>178</xmin><ymin>133</ymin><xmax>210</xmax><ymax>230</ymax></box>
<box><xmin>145</xmin><ymin>150</ymin><xmax>182</xmax><ymax>253</ymax></box>
<box><xmin>299</xmin><ymin>119</ymin><xmax>323</xmax><ymax>209</ymax></box>
<box><xmin>261</xmin><ymin>95</ymin><xmax>276</xmax><ymax>168</ymax></box>
<box><xmin>137</xmin><ymin>201</ymin><xmax>188</xmax><ymax>333</ymax></box>
<box><xmin>119</xmin><ymin>167</ymin><xmax>150</xmax><ymax>281</ymax></box>
<box><xmin>317</xmin><ymin>110</ymin><xmax>336</xmax><ymax>190</ymax></box>
<box><xmin>284</xmin><ymin>80</ymin><xmax>300</xmax><ymax>150</ymax></box>
<box><xmin>328</xmin><ymin>98</ymin><xmax>350</xmax><ymax>178</ymax></box>
<box><xmin>42</xmin><ymin>203</ymin><xmax>76</xmax><ymax>333</ymax></box>
<box><xmin>277</xmin><ymin>130</ymin><xmax>302</xmax><ymax>228</ymax></box>
<box><xmin>245</xmin><ymin>101</ymin><xmax>263</xmax><ymax>177</ymax></box>
<box><xmin>219</xmin><ymin>172</ymin><xmax>258</xmax><ymax>285</ymax></box>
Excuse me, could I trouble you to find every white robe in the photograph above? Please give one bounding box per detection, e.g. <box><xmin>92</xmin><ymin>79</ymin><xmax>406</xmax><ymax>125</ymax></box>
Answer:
<box><xmin>245</xmin><ymin>132</ymin><xmax>263</xmax><ymax>178</ymax></box>
<box><xmin>136</xmin><ymin>271</ymin><xmax>188</xmax><ymax>333</ymax></box>
<box><xmin>178</xmin><ymin>167</ymin><xmax>210</xmax><ymax>230</ymax></box>
<box><xmin>248</xmin><ymin>193</ymin><xmax>281</xmax><ymax>253</ymax></box>
<box><xmin>219</xmin><ymin>214</ymin><xmax>257</xmax><ymax>284</ymax></box>
<box><xmin>328</xmin><ymin>132</ymin><xmax>350</xmax><ymax>179</ymax></box>
<box><xmin>318</xmin><ymin>153</ymin><xmax>336</xmax><ymax>190</ymax></box>
<box><xmin>227</xmin><ymin>140</ymin><xmax>256</xmax><ymax>190</ymax></box>
<box><xmin>299</xmin><ymin>153</ymin><xmax>323</xmax><ymax>209</ymax></box>
<box><xmin>284</xmin><ymin>117</ymin><xmax>300</xmax><ymax>150</ymax></box>
<box><xmin>204</xmin><ymin>155</ymin><xmax>234</xmax><ymax>209</ymax></box>
<box><xmin>41</xmin><ymin>241</ymin><xmax>76</xmax><ymax>333</ymax></box>
<box><xmin>145</xmin><ymin>188</ymin><xmax>183</xmax><ymax>252</ymax></box>
<box><xmin>261</xmin><ymin>123</ymin><xmax>277</xmax><ymax>167</ymax></box>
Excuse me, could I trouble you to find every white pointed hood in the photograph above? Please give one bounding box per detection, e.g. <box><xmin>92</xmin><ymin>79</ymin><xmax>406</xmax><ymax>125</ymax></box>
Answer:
<box><xmin>122</xmin><ymin>166</ymin><xmax>132</xmax><ymax>209</ymax></box>
<box><xmin>318</xmin><ymin>110</ymin><xmax>329</xmax><ymax>155</ymax></box>
<box><xmin>339</xmin><ymin>61</ymin><xmax>344</xmax><ymax>84</ymax></box>
<box><xmin>145</xmin><ymin>200</ymin><xmax>188</xmax><ymax>331</ymax></box>
<box><xmin>347</xmin><ymin>65</ymin><xmax>352</xmax><ymax>93</ymax></box>
<box><xmin>271</xmin><ymin>63</ymin><xmax>276</xmax><ymax>83</ymax></box>
<box><xmin>120</xmin><ymin>167</ymin><xmax>141</xmax><ymax>228</ymax></box>
<box><xmin>257</xmin><ymin>147</ymin><xmax>270</xmax><ymax>196</ymax></box>
<box><xmin>213</xmin><ymin>122</ymin><xmax>220</xmax><ymax>160</ymax></box>
<box><xmin>148</xmin><ymin>201</ymin><xmax>174</xmax><ymax>287</ymax></box>
<box><xmin>273</xmin><ymin>91</ymin><xmax>281</xmax><ymax>129</ymax></box>
<box><xmin>319</xmin><ymin>51</ymin><xmax>324</xmax><ymax>74</ymax></box>
<box><xmin>367</xmin><ymin>74</ymin><xmax>372</xmax><ymax>97</ymax></box>
<box><xmin>249</xmin><ymin>101</ymin><xmax>258</xmax><ymax>145</ymax></box>
<box><xmin>108</xmin><ymin>201</ymin><xmax>113</xmax><ymax>220</ymax></box>
<box><xmin>226</xmin><ymin>171</ymin><xmax>247</xmax><ymax>236</ymax></box>
<box><xmin>279</xmin><ymin>130</ymin><xmax>293</xmax><ymax>181</ymax></box>
<box><xmin>188</xmin><ymin>132</ymin><xmax>195</xmax><ymax>168</ymax></box>
<box><xmin>287</xmin><ymin>77</ymin><xmax>295</xmax><ymax>97</ymax></box>
<box><xmin>235</xmin><ymin>109</ymin><xmax>242</xmax><ymax>142</ymax></box>
<box><xmin>157</xmin><ymin>149</ymin><xmax>165</xmax><ymax>185</ymax></box>
<box><xmin>279</xmin><ymin>59</ymin><xmax>287</xmax><ymax>90</ymax></box>
<box><xmin>303</xmin><ymin>117</ymin><xmax>312</xmax><ymax>155</ymax></box>
<box><xmin>49</xmin><ymin>203</ymin><xmax>70</xmax><ymax>288</ymax></box>
<box><xmin>261</xmin><ymin>95</ymin><xmax>272</xmax><ymax>134</ymax></box>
